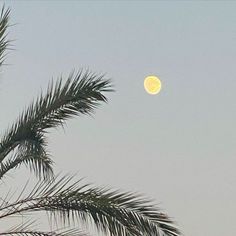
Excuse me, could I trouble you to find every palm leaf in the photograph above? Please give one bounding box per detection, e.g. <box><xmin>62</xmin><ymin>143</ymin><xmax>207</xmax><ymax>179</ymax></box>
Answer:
<box><xmin>0</xmin><ymin>6</ymin><xmax>10</xmax><ymax>67</ymax></box>
<box><xmin>0</xmin><ymin>71</ymin><xmax>112</xmax><ymax>179</ymax></box>
<box><xmin>2</xmin><ymin>220</ymin><xmax>88</xmax><ymax>236</ymax></box>
<box><xmin>0</xmin><ymin>176</ymin><xmax>181</xmax><ymax>236</ymax></box>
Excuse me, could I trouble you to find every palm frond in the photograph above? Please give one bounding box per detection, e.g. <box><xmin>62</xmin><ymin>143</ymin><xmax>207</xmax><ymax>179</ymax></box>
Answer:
<box><xmin>0</xmin><ymin>176</ymin><xmax>180</xmax><ymax>236</ymax></box>
<box><xmin>0</xmin><ymin>71</ymin><xmax>112</xmax><ymax>179</ymax></box>
<box><xmin>0</xmin><ymin>231</ymin><xmax>86</xmax><ymax>236</ymax></box>
<box><xmin>2</xmin><ymin>220</ymin><xmax>87</xmax><ymax>236</ymax></box>
<box><xmin>0</xmin><ymin>6</ymin><xmax>11</xmax><ymax>67</ymax></box>
<box><xmin>0</xmin><ymin>150</ymin><xmax>53</xmax><ymax>180</ymax></box>
<box><xmin>0</xmin><ymin>131</ymin><xmax>53</xmax><ymax>180</ymax></box>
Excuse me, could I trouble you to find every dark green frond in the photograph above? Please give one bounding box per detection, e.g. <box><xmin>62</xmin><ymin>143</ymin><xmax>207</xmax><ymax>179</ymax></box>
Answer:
<box><xmin>25</xmin><ymin>70</ymin><xmax>113</xmax><ymax>132</ymax></box>
<box><xmin>0</xmin><ymin>176</ymin><xmax>180</xmax><ymax>236</ymax></box>
<box><xmin>0</xmin><ymin>6</ymin><xmax>11</xmax><ymax>67</ymax></box>
<box><xmin>2</xmin><ymin>220</ymin><xmax>87</xmax><ymax>236</ymax></box>
<box><xmin>0</xmin><ymin>131</ymin><xmax>53</xmax><ymax>180</ymax></box>
<box><xmin>0</xmin><ymin>151</ymin><xmax>53</xmax><ymax>180</ymax></box>
<box><xmin>0</xmin><ymin>70</ymin><xmax>112</xmax><ymax>179</ymax></box>
<box><xmin>0</xmin><ymin>231</ymin><xmax>86</xmax><ymax>236</ymax></box>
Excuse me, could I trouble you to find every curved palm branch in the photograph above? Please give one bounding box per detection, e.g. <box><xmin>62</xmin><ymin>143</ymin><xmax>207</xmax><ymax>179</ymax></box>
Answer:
<box><xmin>2</xmin><ymin>221</ymin><xmax>88</xmax><ymax>236</ymax></box>
<box><xmin>0</xmin><ymin>230</ymin><xmax>86</xmax><ymax>236</ymax></box>
<box><xmin>0</xmin><ymin>176</ymin><xmax>181</xmax><ymax>236</ymax></box>
<box><xmin>0</xmin><ymin>71</ymin><xmax>112</xmax><ymax>179</ymax></box>
<box><xmin>0</xmin><ymin>6</ymin><xmax>10</xmax><ymax>67</ymax></box>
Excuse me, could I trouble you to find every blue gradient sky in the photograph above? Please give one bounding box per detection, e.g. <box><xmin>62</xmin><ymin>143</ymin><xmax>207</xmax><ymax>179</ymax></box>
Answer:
<box><xmin>1</xmin><ymin>1</ymin><xmax>236</xmax><ymax>235</ymax></box>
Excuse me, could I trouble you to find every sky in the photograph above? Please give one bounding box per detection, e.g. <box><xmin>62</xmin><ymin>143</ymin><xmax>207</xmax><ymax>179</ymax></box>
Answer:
<box><xmin>0</xmin><ymin>1</ymin><xmax>236</xmax><ymax>236</ymax></box>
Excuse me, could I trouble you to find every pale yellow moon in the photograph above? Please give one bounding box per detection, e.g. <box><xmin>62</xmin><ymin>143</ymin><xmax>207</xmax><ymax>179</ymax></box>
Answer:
<box><xmin>144</xmin><ymin>76</ymin><xmax>162</xmax><ymax>95</ymax></box>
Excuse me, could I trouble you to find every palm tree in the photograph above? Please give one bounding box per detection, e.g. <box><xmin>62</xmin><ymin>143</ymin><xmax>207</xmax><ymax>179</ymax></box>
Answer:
<box><xmin>0</xmin><ymin>7</ymin><xmax>181</xmax><ymax>236</ymax></box>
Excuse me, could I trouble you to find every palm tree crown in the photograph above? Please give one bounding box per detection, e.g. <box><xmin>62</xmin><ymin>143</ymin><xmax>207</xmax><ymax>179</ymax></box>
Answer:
<box><xmin>0</xmin><ymin>7</ymin><xmax>181</xmax><ymax>236</ymax></box>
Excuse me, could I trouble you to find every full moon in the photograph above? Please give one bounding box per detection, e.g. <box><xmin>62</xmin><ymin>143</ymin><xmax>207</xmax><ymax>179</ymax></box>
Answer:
<box><xmin>144</xmin><ymin>76</ymin><xmax>162</xmax><ymax>95</ymax></box>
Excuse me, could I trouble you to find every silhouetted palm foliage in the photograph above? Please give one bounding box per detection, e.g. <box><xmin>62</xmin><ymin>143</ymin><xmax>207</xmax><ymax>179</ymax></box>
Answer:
<box><xmin>0</xmin><ymin>7</ymin><xmax>181</xmax><ymax>236</ymax></box>
<box><xmin>0</xmin><ymin>6</ymin><xmax>10</xmax><ymax>67</ymax></box>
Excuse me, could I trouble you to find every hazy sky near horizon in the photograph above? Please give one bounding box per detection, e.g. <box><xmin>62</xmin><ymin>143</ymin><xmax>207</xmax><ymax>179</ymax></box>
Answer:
<box><xmin>1</xmin><ymin>1</ymin><xmax>236</xmax><ymax>236</ymax></box>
